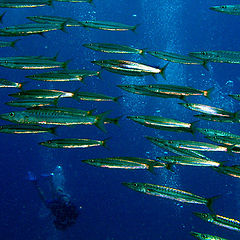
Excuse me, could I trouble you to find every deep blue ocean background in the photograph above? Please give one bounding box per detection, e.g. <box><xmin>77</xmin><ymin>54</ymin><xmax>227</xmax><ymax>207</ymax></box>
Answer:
<box><xmin>0</xmin><ymin>0</ymin><xmax>240</xmax><ymax>239</ymax></box>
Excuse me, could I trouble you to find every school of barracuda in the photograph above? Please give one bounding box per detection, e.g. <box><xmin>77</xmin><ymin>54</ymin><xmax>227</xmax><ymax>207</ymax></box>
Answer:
<box><xmin>0</xmin><ymin>1</ymin><xmax>240</xmax><ymax>239</ymax></box>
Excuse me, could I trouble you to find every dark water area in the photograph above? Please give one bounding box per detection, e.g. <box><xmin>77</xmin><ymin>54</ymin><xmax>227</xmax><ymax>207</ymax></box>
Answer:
<box><xmin>0</xmin><ymin>0</ymin><xmax>240</xmax><ymax>239</ymax></box>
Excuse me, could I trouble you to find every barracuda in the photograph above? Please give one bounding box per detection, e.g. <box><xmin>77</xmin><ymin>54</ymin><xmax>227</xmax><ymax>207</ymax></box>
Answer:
<box><xmin>145</xmin><ymin>136</ymin><xmax>210</xmax><ymax>159</ymax></box>
<box><xmin>26</xmin><ymin>70</ymin><xmax>101</xmax><ymax>82</ymax></box>
<box><xmin>190</xmin><ymin>231</ymin><xmax>228</xmax><ymax>240</ymax></box>
<box><xmin>179</xmin><ymin>103</ymin><xmax>235</xmax><ymax>118</ymax></box>
<box><xmin>210</xmin><ymin>5</ymin><xmax>240</xmax><ymax>15</ymax></box>
<box><xmin>0</xmin><ymin>78</ymin><xmax>24</xmax><ymax>88</ymax></box>
<box><xmin>55</xmin><ymin>0</ymin><xmax>92</xmax><ymax>2</ymax></box>
<box><xmin>189</xmin><ymin>50</ymin><xmax>240</xmax><ymax>64</ymax></box>
<box><xmin>122</xmin><ymin>182</ymin><xmax>218</xmax><ymax>211</ymax></box>
<box><xmin>5</xmin><ymin>99</ymin><xmax>58</xmax><ymax>108</ymax></box>
<box><xmin>82</xmin><ymin>157</ymin><xmax>166</xmax><ymax>173</ymax></box>
<box><xmin>9</xmin><ymin>89</ymin><xmax>73</xmax><ymax>99</ymax></box>
<box><xmin>92</xmin><ymin>59</ymin><xmax>167</xmax><ymax>79</ymax></box>
<box><xmin>0</xmin><ymin>0</ymin><xmax>53</xmax><ymax>8</ymax></box>
<box><xmin>193</xmin><ymin>212</ymin><xmax>240</xmax><ymax>232</ymax></box>
<box><xmin>0</xmin><ymin>109</ymin><xmax>110</xmax><ymax>132</ymax></box>
<box><xmin>83</xmin><ymin>43</ymin><xmax>144</xmax><ymax>55</ymax></box>
<box><xmin>127</xmin><ymin>115</ymin><xmax>197</xmax><ymax>133</ymax></box>
<box><xmin>80</xmin><ymin>20</ymin><xmax>138</xmax><ymax>31</ymax></box>
<box><xmin>73</xmin><ymin>91</ymin><xmax>121</xmax><ymax>102</ymax></box>
<box><xmin>0</xmin><ymin>124</ymin><xmax>56</xmax><ymax>134</ymax></box>
<box><xmin>27</xmin><ymin>15</ymin><xmax>82</xmax><ymax>27</ymax></box>
<box><xmin>157</xmin><ymin>155</ymin><xmax>221</xmax><ymax>167</ymax></box>
<box><xmin>0</xmin><ymin>22</ymin><xmax>66</xmax><ymax>37</ymax></box>
<box><xmin>154</xmin><ymin>139</ymin><xmax>229</xmax><ymax>152</ymax></box>
<box><xmin>39</xmin><ymin>138</ymin><xmax>108</xmax><ymax>148</ymax></box>
<box><xmin>147</xmin><ymin>50</ymin><xmax>208</xmax><ymax>70</ymax></box>
<box><xmin>118</xmin><ymin>84</ymin><xmax>213</xmax><ymax>100</ymax></box>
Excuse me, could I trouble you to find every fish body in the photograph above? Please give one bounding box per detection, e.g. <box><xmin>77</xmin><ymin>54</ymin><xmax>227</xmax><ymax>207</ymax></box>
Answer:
<box><xmin>157</xmin><ymin>156</ymin><xmax>220</xmax><ymax>167</ymax></box>
<box><xmin>127</xmin><ymin>115</ymin><xmax>196</xmax><ymax>133</ymax></box>
<box><xmin>0</xmin><ymin>124</ymin><xmax>56</xmax><ymax>134</ymax></box>
<box><xmin>82</xmin><ymin>157</ymin><xmax>166</xmax><ymax>172</ymax></box>
<box><xmin>0</xmin><ymin>78</ymin><xmax>23</xmax><ymax>88</ymax></box>
<box><xmin>80</xmin><ymin>20</ymin><xmax>138</xmax><ymax>31</ymax></box>
<box><xmin>189</xmin><ymin>50</ymin><xmax>240</xmax><ymax>64</ymax></box>
<box><xmin>194</xmin><ymin>114</ymin><xmax>239</xmax><ymax>123</ymax></box>
<box><xmin>92</xmin><ymin>60</ymin><xmax>167</xmax><ymax>78</ymax></box>
<box><xmin>73</xmin><ymin>91</ymin><xmax>121</xmax><ymax>102</ymax></box>
<box><xmin>27</xmin><ymin>15</ymin><xmax>82</xmax><ymax>27</ymax></box>
<box><xmin>26</xmin><ymin>70</ymin><xmax>100</xmax><ymax>82</ymax></box>
<box><xmin>158</xmin><ymin>139</ymin><xmax>228</xmax><ymax>152</ymax></box>
<box><xmin>0</xmin><ymin>0</ymin><xmax>52</xmax><ymax>8</ymax></box>
<box><xmin>145</xmin><ymin>136</ymin><xmax>209</xmax><ymax>159</ymax></box>
<box><xmin>148</xmin><ymin>50</ymin><xmax>207</xmax><ymax>68</ymax></box>
<box><xmin>190</xmin><ymin>231</ymin><xmax>228</xmax><ymax>240</ymax></box>
<box><xmin>55</xmin><ymin>0</ymin><xmax>92</xmax><ymax>2</ymax></box>
<box><xmin>122</xmin><ymin>182</ymin><xmax>216</xmax><ymax>210</ymax></box>
<box><xmin>83</xmin><ymin>43</ymin><xmax>144</xmax><ymax>54</ymax></box>
<box><xmin>6</xmin><ymin>99</ymin><xmax>58</xmax><ymax>108</ymax></box>
<box><xmin>210</xmin><ymin>5</ymin><xmax>240</xmax><ymax>15</ymax></box>
<box><xmin>0</xmin><ymin>57</ymin><xmax>68</xmax><ymax>70</ymax></box>
<box><xmin>0</xmin><ymin>110</ymin><xmax>109</xmax><ymax>132</ymax></box>
<box><xmin>9</xmin><ymin>89</ymin><xmax>73</xmax><ymax>99</ymax></box>
<box><xmin>179</xmin><ymin>103</ymin><xmax>234</xmax><ymax>117</ymax></box>
<box><xmin>194</xmin><ymin>212</ymin><xmax>240</xmax><ymax>232</ymax></box>
<box><xmin>39</xmin><ymin>138</ymin><xmax>107</xmax><ymax>148</ymax></box>
<box><xmin>0</xmin><ymin>23</ymin><xmax>65</xmax><ymax>37</ymax></box>
<box><xmin>118</xmin><ymin>84</ymin><xmax>213</xmax><ymax>100</ymax></box>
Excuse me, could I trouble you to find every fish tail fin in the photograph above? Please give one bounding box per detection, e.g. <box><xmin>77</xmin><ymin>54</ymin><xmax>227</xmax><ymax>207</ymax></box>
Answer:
<box><xmin>233</xmin><ymin>111</ymin><xmax>240</xmax><ymax>120</ymax></box>
<box><xmin>102</xmin><ymin>137</ymin><xmax>110</xmax><ymax>149</ymax></box>
<box><xmin>52</xmin><ymin>51</ymin><xmax>60</xmax><ymax>61</ymax></box>
<box><xmin>202</xmin><ymin>60</ymin><xmax>209</xmax><ymax>71</ymax></box>
<box><xmin>165</xmin><ymin>163</ymin><xmax>174</xmax><ymax>172</ymax></box>
<box><xmin>160</xmin><ymin>63</ymin><xmax>169</xmax><ymax>80</ymax></box>
<box><xmin>63</xmin><ymin>59</ymin><xmax>71</xmax><ymax>69</ymax></box>
<box><xmin>60</xmin><ymin>21</ymin><xmax>68</xmax><ymax>33</ymax></box>
<box><xmin>131</xmin><ymin>23</ymin><xmax>140</xmax><ymax>32</ymax></box>
<box><xmin>207</xmin><ymin>195</ymin><xmax>221</xmax><ymax>213</ymax></box>
<box><xmin>53</xmin><ymin>97</ymin><xmax>60</xmax><ymax>106</ymax></box>
<box><xmin>147</xmin><ymin>163</ymin><xmax>156</xmax><ymax>174</ymax></box>
<box><xmin>11</xmin><ymin>39</ymin><xmax>20</xmax><ymax>49</ymax></box>
<box><xmin>109</xmin><ymin>115</ymin><xmax>122</xmax><ymax>127</ymax></box>
<box><xmin>95</xmin><ymin>111</ymin><xmax>110</xmax><ymax>132</ymax></box>
<box><xmin>0</xmin><ymin>11</ymin><xmax>6</xmax><ymax>24</ymax></box>
<box><xmin>114</xmin><ymin>96</ymin><xmax>122</xmax><ymax>103</ymax></box>
<box><xmin>50</xmin><ymin>127</ymin><xmax>58</xmax><ymax>136</ymax></box>
<box><xmin>190</xmin><ymin>120</ymin><xmax>199</xmax><ymax>134</ymax></box>
<box><xmin>205</xmin><ymin>87</ymin><xmax>214</xmax><ymax>100</ymax></box>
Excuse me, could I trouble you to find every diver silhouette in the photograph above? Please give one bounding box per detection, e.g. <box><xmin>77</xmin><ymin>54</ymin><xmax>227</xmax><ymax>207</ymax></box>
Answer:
<box><xmin>28</xmin><ymin>166</ymin><xmax>79</xmax><ymax>230</ymax></box>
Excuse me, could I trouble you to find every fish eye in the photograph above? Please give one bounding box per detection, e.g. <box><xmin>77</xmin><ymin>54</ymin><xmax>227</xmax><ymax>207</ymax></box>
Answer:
<box><xmin>202</xmin><ymin>235</ymin><xmax>207</xmax><ymax>238</ymax></box>
<box><xmin>221</xmin><ymin>6</ymin><xmax>226</xmax><ymax>9</ymax></box>
<box><xmin>133</xmin><ymin>183</ymin><xmax>138</xmax><ymax>187</ymax></box>
<box><xmin>9</xmin><ymin>112</ymin><xmax>15</xmax><ymax>117</ymax></box>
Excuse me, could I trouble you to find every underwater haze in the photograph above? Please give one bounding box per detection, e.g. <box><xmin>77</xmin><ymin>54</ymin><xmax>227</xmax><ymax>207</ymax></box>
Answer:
<box><xmin>0</xmin><ymin>0</ymin><xmax>240</xmax><ymax>240</ymax></box>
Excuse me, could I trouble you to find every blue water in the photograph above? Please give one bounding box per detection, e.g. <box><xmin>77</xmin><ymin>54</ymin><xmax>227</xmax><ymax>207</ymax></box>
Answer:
<box><xmin>0</xmin><ymin>0</ymin><xmax>240</xmax><ymax>239</ymax></box>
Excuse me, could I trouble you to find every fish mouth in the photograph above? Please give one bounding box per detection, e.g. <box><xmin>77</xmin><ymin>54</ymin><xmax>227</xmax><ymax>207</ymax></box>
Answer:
<box><xmin>190</xmin><ymin>232</ymin><xmax>199</xmax><ymax>237</ymax></box>
<box><xmin>121</xmin><ymin>182</ymin><xmax>131</xmax><ymax>188</ymax></box>
<box><xmin>0</xmin><ymin>113</ymin><xmax>10</xmax><ymax>121</ymax></box>
<box><xmin>192</xmin><ymin>212</ymin><xmax>202</xmax><ymax>218</ymax></box>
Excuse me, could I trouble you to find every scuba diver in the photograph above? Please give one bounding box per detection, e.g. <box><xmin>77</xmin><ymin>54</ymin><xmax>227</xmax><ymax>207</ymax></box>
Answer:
<box><xmin>28</xmin><ymin>166</ymin><xmax>79</xmax><ymax>230</ymax></box>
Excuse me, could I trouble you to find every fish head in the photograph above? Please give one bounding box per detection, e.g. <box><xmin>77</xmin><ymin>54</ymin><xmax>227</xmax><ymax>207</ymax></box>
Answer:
<box><xmin>81</xmin><ymin>159</ymin><xmax>98</xmax><ymax>166</ymax></box>
<box><xmin>8</xmin><ymin>92</ymin><xmax>22</xmax><ymax>98</ymax></box>
<box><xmin>0</xmin><ymin>111</ymin><xmax>25</xmax><ymax>123</ymax></box>
<box><xmin>39</xmin><ymin>140</ymin><xmax>55</xmax><ymax>148</ymax></box>
<box><xmin>193</xmin><ymin>212</ymin><xmax>212</xmax><ymax>222</ymax></box>
<box><xmin>122</xmin><ymin>182</ymin><xmax>146</xmax><ymax>193</ymax></box>
<box><xmin>209</xmin><ymin>6</ymin><xmax>227</xmax><ymax>13</ymax></box>
<box><xmin>190</xmin><ymin>232</ymin><xmax>206</xmax><ymax>240</ymax></box>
